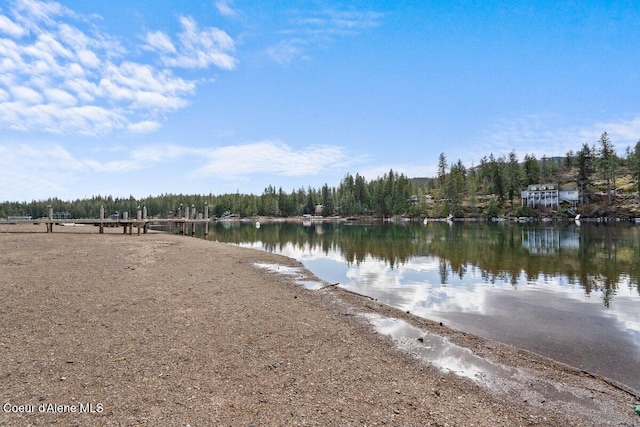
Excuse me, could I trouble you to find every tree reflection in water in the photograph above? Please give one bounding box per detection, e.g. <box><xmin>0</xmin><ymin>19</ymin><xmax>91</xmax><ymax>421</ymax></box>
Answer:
<box><xmin>199</xmin><ymin>221</ymin><xmax>640</xmax><ymax>307</ymax></box>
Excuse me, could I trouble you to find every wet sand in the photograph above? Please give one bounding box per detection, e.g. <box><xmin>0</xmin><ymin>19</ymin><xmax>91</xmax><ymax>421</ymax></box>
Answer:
<box><xmin>1</xmin><ymin>224</ymin><xmax>638</xmax><ymax>426</ymax></box>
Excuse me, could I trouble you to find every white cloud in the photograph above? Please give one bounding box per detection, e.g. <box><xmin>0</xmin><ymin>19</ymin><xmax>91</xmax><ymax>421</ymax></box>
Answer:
<box><xmin>11</xmin><ymin>85</ymin><xmax>43</xmax><ymax>103</ymax></box>
<box><xmin>76</xmin><ymin>49</ymin><xmax>99</xmax><ymax>68</ymax></box>
<box><xmin>0</xmin><ymin>143</ymin><xmax>153</xmax><ymax>197</ymax></box>
<box><xmin>146</xmin><ymin>15</ymin><xmax>236</xmax><ymax>70</ymax></box>
<box><xmin>477</xmin><ymin>113</ymin><xmax>640</xmax><ymax>161</ymax></box>
<box><xmin>0</xmin><ymin>139</ymin><xmax>366</xmax><ymax>201</ymax></box>
<box><xmin>97</xmin><ymin>61</ymin><xmax>194</xmax><ymax>111</ymax></box>
<box><xmin>308</xmin><ymin>9</ymin><xmax>384</xmax><ymax>32</ymax></box>
<box><xmin>28</xmin><ymin>140</ymin><xmax>362</xmax><ymax>179</ymax></box>
<box><xmin>266</xmin><ymin>39</ymin><xmax>307</xmax><ymax>66</ymax></box>
<box><xmin>128</xmin><ymin>120</ymin><xmax>161</xmax><ymax>134</ymax></box>
<box><xmin>13</xmin><ymin>0</ymin><xmax>70</xmax><ymax>27</ymax></box>
<box><xmin>44</xmin><ymin>87</ymin><xmax>76</xmax><ymax>106</ymax></box>
<box><xmin>0</xmin><ymin>1</ymin><xmax>235</xmax><ymax>136</ymax></box>
<box><xmin>0</xmin><ymin>14</ymin><xmax>26</xmax><ymax>37</ymax></box>
<box><xmin>265</xmin><ymin>6</ymin><xmax>383</xmax><ymax>65</ymax></box>
<box><xmin>0</xmin><ymin>143</ymin><xmax>87</xmax><ymax>201</ymax></box>
<box><xmin>192</xmin><ymin>141</ymin><xmax>356</xmax><ymax>178</ymax></box>
<box><xmin>84</xmin><ymin>158</ymin><xmax>144</xmax><ymax>173</ymax></box>
<box><xmin>580</xmin><ymin>116</ymin><xmax>640</xmax><ymax>147</ymax></box>
<box><xmin>215</xmin><ymin>0</ymin><xmax>239</xmax><ymax>19</ymax></box>
<box><xmin>144</xmin><ymin>31</ymin><xmax>176</xmax><ymax>54</ymax></box>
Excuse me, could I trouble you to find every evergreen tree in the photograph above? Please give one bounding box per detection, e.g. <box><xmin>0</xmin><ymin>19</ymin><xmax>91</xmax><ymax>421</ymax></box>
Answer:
<box><xmin>564</xmin><ymin>150</ymin><xmax>575</xmax><ymax>170</ymax></box>
<box><xmin>337</xmin><ymin>174</ymin><xmax>355</xmax><ymax>216</ymax></box>
<box><xmin>392</xmin><ymin>172</ymin><xmax>413</xmax><ymax>215</ymax></box>
<box><xmin>523</xmin><ymin>154</ymin><xmax>540</xmax><ymax>186</ymax></box>
<box><xmin>487</xmin><ymin>153</ymin><xmax>505</xmax><ymax>202</ymax></box>
<box><xmin>467</xmin><ymin>164</ymin><xmax>478</xmax><ymax>211</ymax></box>
<box><xmin>634</xmin><ymin>140</ymin><xmax>640</xmax><ymax>196</ymax></box>
<box><xmin>354</xmin><ymin>173</ymin><xmax>368</xmax><ymax>213</ymax></box>
<box><xmin>597</xmin><ymin>132</ymin><xmax>617</xmax><ymax>205</ymax></box>
<box><xmin>506</xmin><ymin>150</ymin><xmax>521</xmax><ymax>207</ymax></box>
<box><xmin>447</xmin><ymin>160</ymin><xmax>466</xmax><ymax>212</ymax></box>
<box><xmin>305</xmin><ymin>187</ymin><xmax>316</xmax><ymax>215</ymax></box>
<box><xmin>321</xmin><ymin>184</ymin><xmax>334</xmax><ymax>216</ymax></box>
<box><xmin>437</xmin><ymin>153</ymin><xmax>447</xmax><ymax>190</ymax></box>
<box><xmin>577</xmin><ymin>143</ymin><xmax>594</xmax><ymax>204</ymax></box>
<box><xmin>383</xmin><ymin>169</ymin><xmax>395</xmax><ymax>218</ymax></box>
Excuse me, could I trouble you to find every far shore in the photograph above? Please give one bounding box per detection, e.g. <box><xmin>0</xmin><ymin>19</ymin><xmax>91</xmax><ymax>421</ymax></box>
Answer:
<box><xmin>216</xmin><ymin>213</ymin><xmax>640</xmax><ymax>223</ymax></box>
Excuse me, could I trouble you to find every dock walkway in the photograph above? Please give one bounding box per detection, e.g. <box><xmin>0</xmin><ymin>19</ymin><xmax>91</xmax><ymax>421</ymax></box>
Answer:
<box><xmin>2</xmin><ymin>204</ymin><xmax>211</xmax><ymax>235</ymax></box>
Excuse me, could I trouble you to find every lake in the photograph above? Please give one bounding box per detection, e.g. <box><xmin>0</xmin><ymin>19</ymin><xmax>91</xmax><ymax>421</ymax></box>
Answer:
<box><xmin>192</xmin><ymin>220</ymin><xmax>640</xmax><ymax>393</ymax></box>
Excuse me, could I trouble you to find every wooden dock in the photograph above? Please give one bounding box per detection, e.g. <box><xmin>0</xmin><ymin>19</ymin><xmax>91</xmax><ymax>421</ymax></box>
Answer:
<box><xmin>2</xmin><ymin>204</ymin><xmax>212</xmax><ymax>236</ymax></box>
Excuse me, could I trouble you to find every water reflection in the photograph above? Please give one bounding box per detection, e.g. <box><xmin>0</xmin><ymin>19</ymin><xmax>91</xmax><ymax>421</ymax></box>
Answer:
<box><xmin>367</xmin><ymin>314</ymin><xmax>609</xmax><ymax>414</ymax></box>
<box><xmin>202</xmin><ymin>221</ymin><xmax>640</xmax><ymax>302</ymax></box>
<box><xmin>365</xmin><ymin>313</ymin><xmax>512</xmax><ymax>385</ymax></box>
<box><xmin>253</xmin><ymin>262</ymin><xmax>324</xmax><ymax>290</ymax></box>
<box><xmin>196</xmin><ymin>221</ymin><xmax>640</xmax><ymax>392</ymax></box>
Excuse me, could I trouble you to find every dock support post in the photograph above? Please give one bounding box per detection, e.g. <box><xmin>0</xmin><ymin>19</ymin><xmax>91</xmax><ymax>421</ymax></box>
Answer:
<box><xmin>47</xmin><ymin>205</ymin><xmax>53</xmax><ymax>233</ymax></box>
<box><xmin>191</xmin><ymin>205</ymin><xmax>196</xmax><ymax>235</ymax></box>
<box><xmin>204</xmin><ymin>202</ymin><xmax>209</xmax><ymax>236</ymax></box>
<box><xmin>136</xmin><ymin>207</ymin><xmax>142</xmax><ymax>235</ymax></box>
<box><xmin>184</xmin><ymin>206</ymin><xmax>190</xmax><ymax>236</ymax></box>
<box><xmin>123</xmin><ymin>212</ymin><xmax>128</xmax><ymax>234</ymax></box>
<box><xmin>99</xmin><ymin>206</ymin><xmax>105</xmax><ymax>234</ymax></box>
<box><xmin>184</xmin><ymin>206</ymin><xmax>189</xmax><ymax>236</ymax></box>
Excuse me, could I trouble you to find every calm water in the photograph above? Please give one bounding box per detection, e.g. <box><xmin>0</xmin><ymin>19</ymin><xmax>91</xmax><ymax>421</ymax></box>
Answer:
<box><xmin>193</xmin><ymin>220</ymin><xmax>640</xmax><ymax>392</ymax></box>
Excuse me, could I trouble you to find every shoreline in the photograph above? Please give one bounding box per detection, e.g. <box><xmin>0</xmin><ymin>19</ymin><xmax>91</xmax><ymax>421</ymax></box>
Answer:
<box><xmin>1</xmin><ymin>224</ymin><xmax>638</xmax><ymax>425</ymax></box>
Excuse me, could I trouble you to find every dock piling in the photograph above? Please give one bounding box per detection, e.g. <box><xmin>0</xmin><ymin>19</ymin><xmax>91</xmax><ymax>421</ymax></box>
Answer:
<box><xmin>191</xmin><ymin>205</ymin><xmax>196</xmax><ymax>235</ymax></box>
<box><xmin>204</xmin><ymin>202</ymin><xmax>209</xmax><ymax>236</ymax></box>
<box><xmin>122</xmin><ymin>212</ymin><xmax>129</xmax><ymax>234</ymax></box>
<box><xmin>99</xmin><ymin>206</ymin><xmax>105</xmax><ymax>234</ymax></box>
<box><xmin>47</xmin><ymin>206</ymin><xmax>53</xmax><ymax>233</ymax></box>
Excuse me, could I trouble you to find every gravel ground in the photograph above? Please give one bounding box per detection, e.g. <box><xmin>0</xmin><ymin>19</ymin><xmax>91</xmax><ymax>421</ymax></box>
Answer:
<box><xmin>0</xmin><ymin>224</ymin><xmax>638</xmax><ymax>426</ymax></box>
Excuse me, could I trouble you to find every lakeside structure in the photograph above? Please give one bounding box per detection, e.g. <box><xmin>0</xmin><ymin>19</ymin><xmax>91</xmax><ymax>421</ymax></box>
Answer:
<box><xmin>520</xmin><ymin>183</ymin><xmax>579</xmax><ymax>209</ymax></box>
<box><xmin>2</xmin><ymin>204</ymin><xmax>211</xmax><ymax>235</ymax></box>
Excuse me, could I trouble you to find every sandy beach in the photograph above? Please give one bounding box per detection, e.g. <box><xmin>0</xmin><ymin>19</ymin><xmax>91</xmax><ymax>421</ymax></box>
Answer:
<box><xmin>1</xmin><ymin>224</ymin><xmax>638</xmax><ymax>426</ymax></box>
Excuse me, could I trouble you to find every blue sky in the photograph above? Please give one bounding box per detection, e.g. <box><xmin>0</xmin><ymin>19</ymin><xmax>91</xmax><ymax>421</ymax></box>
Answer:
<box><xmin>1</xmin><ymin>0</ymin><xmax>639</xmax><ymax>202</ymax></box>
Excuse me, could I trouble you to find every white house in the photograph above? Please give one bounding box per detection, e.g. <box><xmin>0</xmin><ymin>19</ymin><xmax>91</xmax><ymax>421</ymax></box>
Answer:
<box><xmin>521</xmin><ymin>184</ymin><xmax>579</xmax><ymax>208</ymax></box>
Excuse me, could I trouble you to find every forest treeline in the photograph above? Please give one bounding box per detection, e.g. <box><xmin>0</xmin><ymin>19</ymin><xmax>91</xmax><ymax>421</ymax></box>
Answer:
<box><xmin>2</xmin><ymin>133</ymin><xmax>640</xmax><ymax>219</ymax></box>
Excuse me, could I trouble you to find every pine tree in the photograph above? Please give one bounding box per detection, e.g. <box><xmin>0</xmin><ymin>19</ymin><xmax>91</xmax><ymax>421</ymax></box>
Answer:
<box><xmin>437</xmin><ymin>153</ymin><xmax>447</xmax><ymax>190</ymax></box>
<box><xmin>506</xmin><ymin>150</ymin><xmax>521</xmax><ymax>207</ymax></box>
<box><xmin>634</xmin><ymin>140</ymin><xmax>640</xmax><ymax>197</ymax></box>
<box><xmin>577</xmin><ymin>143</ymin><xmax>594</xmax><ymax>204</ymax></box>
<box><xmin>598</xmin><ymin>132</ymin><xmax>616</xmax><ymax>205</ymax></box>
<box><xmin>522</xmin><ymin>154</ymin><xmax>540</xmax><ymax>186</ymax></box>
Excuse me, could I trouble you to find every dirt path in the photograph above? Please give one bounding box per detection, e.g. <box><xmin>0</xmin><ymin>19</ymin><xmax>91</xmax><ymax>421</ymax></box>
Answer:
<box><xmin>1</xmin><ymin>225</ymin><xmax>638</xmax><ymax>426</ymax></box>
